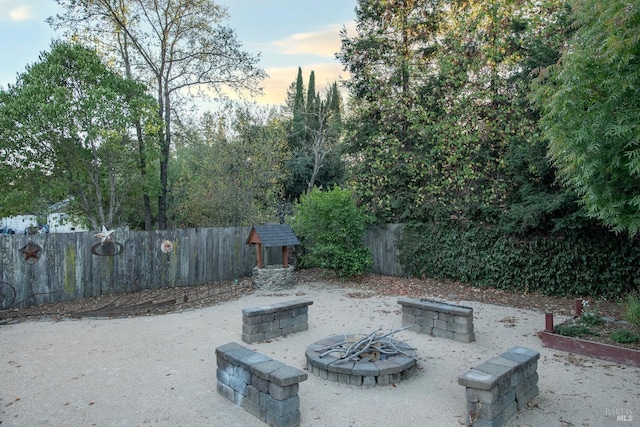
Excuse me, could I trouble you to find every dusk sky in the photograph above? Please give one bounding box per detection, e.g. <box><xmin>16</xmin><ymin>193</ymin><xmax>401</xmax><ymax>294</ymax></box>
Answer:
<box><xmin>0</xmin><ymin>0</ymin><xmax>358</xmax><ymax>106</ymax></box>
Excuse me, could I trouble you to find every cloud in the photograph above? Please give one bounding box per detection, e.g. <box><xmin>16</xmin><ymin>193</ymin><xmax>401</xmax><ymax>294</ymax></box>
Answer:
<box><xmin>270</xmin><ymin>21</ymin><xmax>357</xmax><ymax>57</ymax></box>
<box><xmin>189</xmin><ymin>19</ymin><xmax>359</xmax><ymax>111</ymax></box>
<box><xmin>207</xmin><ymin>62</ymin><xmax>349</xmax><ymax>108</ymax></box>
<box><xmin>259</xmin><ymin>63</ymin><xmax>349</xmax><ymax>105</ymax></box>
<box><xmin>5</xmin><ymin>5</ymin><xmax>34</xmax><ymax>22</ymax></box>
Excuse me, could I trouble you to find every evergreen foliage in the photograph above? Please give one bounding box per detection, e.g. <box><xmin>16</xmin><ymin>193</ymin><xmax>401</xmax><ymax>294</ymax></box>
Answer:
<box><xmin>337</xmin><ymin>0</ymin><xmax>640</xmax><ymax>298</ymax></box>
<box><xmin>306</xmin><ymin>70</ymin><xmax>318</xmax><ymax>130</ymax></box>
<box><xmin>287</xmin><ymin>67</ymin><xmax>306</xmax><ymax>150</ymax></box>
<box><xmin>338</xmin><ymin>0</ymin><xmax>440</xmax><ymax>222</ymax></box>
<box><xmin>338</xmin><ymin>0</ymin><xmax>577</xmax><ymax>232</ymax></box>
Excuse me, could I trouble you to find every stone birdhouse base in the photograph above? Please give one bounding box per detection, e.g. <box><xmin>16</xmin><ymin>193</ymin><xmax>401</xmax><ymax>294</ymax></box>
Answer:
<box><xmin>251</xmin><ymin>265</ymin><xmax>296</xmax><ymax>290</ymax></box>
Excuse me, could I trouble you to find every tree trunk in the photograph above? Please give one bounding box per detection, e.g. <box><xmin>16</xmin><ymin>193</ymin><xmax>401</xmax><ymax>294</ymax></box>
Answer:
<box><xmin>157</xmin><ymin>80</ymin><xmax>171</xmax><ymax>230</ymax></box>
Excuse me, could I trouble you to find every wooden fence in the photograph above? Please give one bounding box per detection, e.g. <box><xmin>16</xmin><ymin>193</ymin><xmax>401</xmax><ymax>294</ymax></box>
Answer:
<box><xmin>0</xmin><ymin>225</ymin><xmax>404</xmax><ymax>309</ymax></box>
<box><xmin>366</xmin><ymin>223</ymin><xmax>405</xmax><ymax>276</ymax></box>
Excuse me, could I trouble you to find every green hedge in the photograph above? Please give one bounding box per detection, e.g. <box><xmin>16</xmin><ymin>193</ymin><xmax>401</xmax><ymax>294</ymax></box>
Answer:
<box><xmin>399</xmin><ymin>222</ymin><xmax>640</xmax><ymax>299</ymax></box>
<box><xmin>290</xmin><ymin>187</ymin><xmax>373</xmax><ymax>278</ymax></box>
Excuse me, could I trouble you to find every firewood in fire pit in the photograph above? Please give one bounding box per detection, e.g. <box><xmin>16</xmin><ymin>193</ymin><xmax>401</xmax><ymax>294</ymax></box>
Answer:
<box><xmin>317</xmin><ymin>325</ymin><xmax>416</xmax><ymax>364</ymax></box>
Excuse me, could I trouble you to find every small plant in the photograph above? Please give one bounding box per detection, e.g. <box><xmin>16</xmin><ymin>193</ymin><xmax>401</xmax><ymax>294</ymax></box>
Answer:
<box><xmin>611</xmin><ymin>329</ymin><xmax>640</xmax><ymax>344</ymax></box>
<box><xmin>554</xmin><ymin>322</ymin><xmax>599</xmax><ymax>338</ymax></box>
<box><xmin>580</xmin><ymin>300</ymin><xmax>603</xmax><ymax>326</ymax></box>
<box><xmin>580</xmin><ymin>312</ymin><xmax>603</xmax><ymax>326</ymax></box>
<box><xmin>623</xmin><ymin>293</ymin><xmax>640</xmax><ymax>327</ymax></box>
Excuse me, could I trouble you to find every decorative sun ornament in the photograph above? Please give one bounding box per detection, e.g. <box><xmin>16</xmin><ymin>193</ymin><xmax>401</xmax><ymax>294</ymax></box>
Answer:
<box><xmin>161</xmin><ymin>240</ymin><xmax>173</xmax><ymax>253</ymax></box>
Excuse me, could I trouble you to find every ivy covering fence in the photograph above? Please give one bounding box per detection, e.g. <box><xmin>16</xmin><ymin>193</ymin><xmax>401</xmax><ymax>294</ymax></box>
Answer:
<box><xmin>399</xmin><ymin>222</ymin><xmax>640</xmax><ymax>299</ymax></box>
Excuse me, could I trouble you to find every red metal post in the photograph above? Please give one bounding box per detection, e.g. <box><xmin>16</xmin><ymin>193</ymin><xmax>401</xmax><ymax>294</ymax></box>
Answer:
<box><xmin>575</xmin><ymin>298</ymin><xmax>583</xmax><ymax>317</ymax></box>
<box><xmin>545</xmin><ymin>313</ymin><xmax>554</xmax><ymax>332</ymax></box>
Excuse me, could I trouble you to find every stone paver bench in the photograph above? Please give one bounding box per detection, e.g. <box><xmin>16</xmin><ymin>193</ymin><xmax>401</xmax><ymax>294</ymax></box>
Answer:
<box><xmin>216</xmin><ymin>342</ymin><xmax>308</xmax><ymax>427</ymax></box>
<box><xmin>242</xmin><ymin>298</ymin><xmax>313</xmax><ymax>344</ymax></box>
<box><xmin>398</xmin><ymin>297</ymin><xmax>475</xmax><ymax>342</ymax></box>
<box><xmin>458</xmin><ymin>346</ymin><xmax>540</xmax><ymax>427</ymax></box>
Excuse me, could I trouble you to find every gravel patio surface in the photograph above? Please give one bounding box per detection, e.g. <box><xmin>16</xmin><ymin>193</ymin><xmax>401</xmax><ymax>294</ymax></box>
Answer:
<box><xmin>2</xmin><ymin>281</ymin><xmax>639</xmax><ymax>426</ymax></box>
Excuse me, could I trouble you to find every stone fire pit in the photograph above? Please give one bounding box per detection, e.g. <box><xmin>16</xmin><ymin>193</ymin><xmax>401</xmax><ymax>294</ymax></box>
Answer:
<box><xmin>305</xmin><ymin>327</ymin><xmax>417</xmax><ymax>387</ymax></box>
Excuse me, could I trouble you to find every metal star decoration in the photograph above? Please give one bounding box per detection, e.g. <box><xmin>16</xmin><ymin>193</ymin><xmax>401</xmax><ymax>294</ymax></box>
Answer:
<box><xmin>19</xmin><ymin>242</ymin><xmax>41</xmax><ymax>262</ymax></box>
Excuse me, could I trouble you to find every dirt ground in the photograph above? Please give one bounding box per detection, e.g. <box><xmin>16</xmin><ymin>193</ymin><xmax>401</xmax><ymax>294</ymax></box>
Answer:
<box><xmin>2</xmin><ymin>269</ymin><xmax>637</xmax><ymax>351</ymax></box>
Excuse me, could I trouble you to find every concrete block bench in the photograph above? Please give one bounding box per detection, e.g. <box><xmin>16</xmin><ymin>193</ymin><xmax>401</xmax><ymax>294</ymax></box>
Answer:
<box><xmin>458</xmin><ymin>346</ymin><xmax>540</xmax><ymax>427</ymax></box>
<box><xmin>242</xmin><ymin>298</ymin><xmax>313</xmax><ymax>344</ymax></box>
<box><xmin>398</xmin><ymin>297</ymin><xmax>475</xmax><ymax>342</ymax></box>
<box><xmin>216</xmin><ymin>342</ymin><xmax>308</xmax><ymax>427</ymax></box>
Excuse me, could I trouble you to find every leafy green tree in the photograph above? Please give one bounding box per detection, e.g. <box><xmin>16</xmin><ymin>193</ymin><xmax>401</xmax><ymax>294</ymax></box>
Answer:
<box><xmin>429</xmin><ymin>0</ymin><xmax>527</xmax><ymax>218</ymax></box>
<box><xmin>50</xmin><ymin>0</ymin><xmax>266</xmax><ymax>229</ymax></box>
<box><xmin>0</xmin><ymin>41</ymin><xmax>159</xmax><ymax>229</ymax></box>
<box><xmin>430</xmin><ymin>0</ymin><xmax>580</xmax><ymax>228</ymax></box>
<box><xmin>498</xmin><ymin>0</ymin><xmax>582</xmax><ymax>234</ymax></box>
<box><xmin>170</xmin><ymin>103</ymin><xmax>288</xmax><ymax>227</ymax></box>
<box><xmin>338</xmin><ymin>0</ymin><xmax>446</xmax><ymax>222</ymax></box>
<box><xmin>531</xmin><ymin>0</ymin><xmax>640</xmax><ymax>236</ymax></box>
<box><xmin>290</xmin><ymin>187</ymin><xmax>373</xmax><ymax>278</ymax></box>
<box><xmin>339</xmin><ymin>0</ymin><xmax>577</xmax><ymax>231</ymax></box>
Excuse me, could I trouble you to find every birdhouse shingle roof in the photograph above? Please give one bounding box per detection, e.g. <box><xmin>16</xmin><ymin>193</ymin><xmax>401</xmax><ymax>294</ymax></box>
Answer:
<box><xmin>246</xmin><ymin>224</ymin><xmax>299</xmax><ymax>247</ymax></box>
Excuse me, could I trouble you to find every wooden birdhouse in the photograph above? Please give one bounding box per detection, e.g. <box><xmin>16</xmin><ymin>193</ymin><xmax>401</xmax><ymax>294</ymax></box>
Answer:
<box><xmin>246</xmin><ymin>224</ymin><xmax>300</xmax><ymax>269</ymax></box>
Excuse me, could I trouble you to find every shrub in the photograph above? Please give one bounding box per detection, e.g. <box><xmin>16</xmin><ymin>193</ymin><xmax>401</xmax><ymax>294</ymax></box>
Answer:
<box><xmin>290</xmin><ymin>187</ymin><xmax>373</xmax><ymax>278</ymax></box>
<box><xmin>611</xmin><ymin>329</ymin><xmax>640</xmax><ymax>344</ymax></box>
<box><xmin>623</xmin><ymin>293</ymin><xmax>640</xmax><ymax>327</ymax></box>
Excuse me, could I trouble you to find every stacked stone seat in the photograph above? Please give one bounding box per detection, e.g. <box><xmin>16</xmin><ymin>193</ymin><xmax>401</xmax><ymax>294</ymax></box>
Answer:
<box><xmin>458</xmin><ymin>346</ymin><xmax>540</xmax><ymax>427</ymax></box>
<box><xmin>242</xmin><ymin>298</ymin><xmax>312</xmax><ymax>344</ymax></box>
<box><xmin>216</xmin><ymin>342</ymin><xmax>308</xmax><ymax>427</ymax></box>
<box><xmin>398</xmin><ymin>297</ymin><xmax>475</xmax><ymax>343</ymax></box>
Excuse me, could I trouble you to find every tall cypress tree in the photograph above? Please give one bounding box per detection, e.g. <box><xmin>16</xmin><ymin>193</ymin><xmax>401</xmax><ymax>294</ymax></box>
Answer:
<box><xmin>282</xmin><ymin>70</ymin><xmax>345</xmax><ymax>201</ymax></box>
<box><xmin>305</xmin><ymin>70</ymin><xmax>319</xmax><ymax>145</ymax></box>
<box><xmin>289</xmin><ymin>67</ymin><xmax>306</xmax><ymax>150</ymax></box>
<box><xmin>306</xmin><ymin>70</ymin><xmax>317</xmax><ymax>112</ymax></box>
